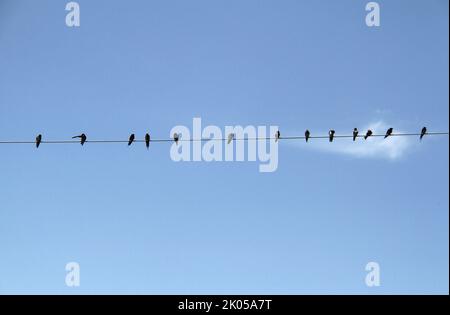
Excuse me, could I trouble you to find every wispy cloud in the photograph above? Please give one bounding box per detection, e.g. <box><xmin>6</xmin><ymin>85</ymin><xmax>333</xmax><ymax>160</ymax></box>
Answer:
<box><xmin>292</xmin><ymin>121</ymin><xmax>414</xmax><ymax>160</ymax></box>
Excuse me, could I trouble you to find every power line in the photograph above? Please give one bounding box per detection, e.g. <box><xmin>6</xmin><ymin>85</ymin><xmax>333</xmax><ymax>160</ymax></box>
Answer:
<box><xmin>0</xmin><ymin>132</ymin><xmax>448</xmax><ymax>145</ymax></box>
<box><xmin>279</xmin><ymin>132</ymin><xmax>449</xmax><ymax>140</ymax></box>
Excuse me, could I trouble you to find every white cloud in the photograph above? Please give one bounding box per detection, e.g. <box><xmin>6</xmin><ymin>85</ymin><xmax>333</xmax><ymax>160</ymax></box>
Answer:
<box><xmin>292</xmin><ymin>121</ymin><xmax>414</xmax><ymax>160</ymax></box>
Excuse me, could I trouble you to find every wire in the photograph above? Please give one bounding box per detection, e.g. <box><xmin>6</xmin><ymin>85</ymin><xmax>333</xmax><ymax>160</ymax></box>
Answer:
<box><xmin>0</xmin><ymin>132</ymin><xmax>448</xmax><ymax>144</ymax></box>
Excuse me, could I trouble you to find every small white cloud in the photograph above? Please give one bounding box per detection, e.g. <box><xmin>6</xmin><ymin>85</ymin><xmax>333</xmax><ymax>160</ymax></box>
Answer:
<box><xmin>293</xmin><ymin>121</ymin><xmax>414</xmax><ymax>160</ymax></box>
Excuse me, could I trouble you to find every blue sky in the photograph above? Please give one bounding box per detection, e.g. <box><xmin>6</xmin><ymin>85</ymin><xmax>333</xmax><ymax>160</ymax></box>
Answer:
<box><xmin>0</xmin><ymin>0</ymin><xmax>448</xmax><ymax>294</ymax></box>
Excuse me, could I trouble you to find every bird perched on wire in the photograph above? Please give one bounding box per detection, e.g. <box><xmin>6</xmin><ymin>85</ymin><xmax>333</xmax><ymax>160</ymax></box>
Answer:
<box><xmin>128</xmin><ymin>134</ymin><xmax>135</xmax><ymax>146</ymax></box>
<box><xmin>145</xmin><ymin>133</ymin><xmax>150</xmax><ymax>149</ymax></box>
<box><xmin>353</xmin><ymin>128</ymin><xmax>358</xmax><ymax>141</ymax></box>
<box><xmin>420</xmin><ymin>127</ymin><xmax>427</xmax><ymax>141</ymax></box>
<box><xmin>35</xmin><ymin>134</ymin><xmax>42</xmax><ymax>148</ymax></box>
<box><xmin>364</xmin><ymin>129</ymin><xmax>373</xmax><ymax>140</ymax></box>
<box><xmin>173</xmin><ymin>133</ymin><xmax>180</xmax><ymax>145</ymax></box>
<box><xmin>384</xmin><ymin>128</ymin><xmax>393</xmax><ymax>139</ymax></box>
<box><xmin>72</xmin><ymin>133</ymin><xmax>87</xmax><ymax>145</ymax></box>
<box><xmin>329</xmin><ymin>130</ymin><xmax>335</xmax><ymax>142</ymax></box>
<box><xmin>305</xmin><ymin>130</ymin><xmax>310</xmax><ymax>143</ymax></box>
<box><xmin>275</xmin><ymin>130</ymin><xmax>281</xmax><ymax>142</ymax></box>
<box><xmin>227</xmin><ymin>133</ymin><xmax>234</xmax><ymax>144</ymax></box>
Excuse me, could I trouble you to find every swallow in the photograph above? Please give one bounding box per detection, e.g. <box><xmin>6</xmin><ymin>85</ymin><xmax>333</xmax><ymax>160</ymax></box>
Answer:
<box><xmin>128</xmin><ymin>134</ymin><xmax>135</xmax><ymax>146</ymax></box>
<box><xmin>420</xmin><ymin>127</ymin><xmax>427</xmax><ymax>141</ymax></box>
<box><xmin>72</xmin><ymin>133</ymin><xmax>87</xmax><ymax>145</ymax></box>
<box><xmin>329</xmin><ymin>130</ymin><xmax>335</xmax><ymax>142</ymax></box>
<box><xmin>364</xmin><ymin>129</ymin><xmax>373</xmax><ymax>140</ymax></box>
<box><xmin>35</xmin><ymin>134</ymin><xmax>42</xmax><ymax>148</ymax></box>
<box><xmin>353</xmin><ymin>128</ymin><xmax>358</xmax><ymax>141</ymax></box>
<box><xmin>227</xmin><ymin>133</ymin><xmax>234</xmax><ymax>144</ymax></box>
<box><xmin>173</xmin><ymin>133</ymin><xmax>179</xmax><ymax>145</ymax></box>
<box><xmin>305</xmin><ymin>130</ymin><xmax>310</xmax><ymax>143</ymax></box>
<box><xmin>145</xmin><ymin>133</ymin><xmax>150</xmax><ymax>149</ymax></box>
<box><xmin>275</xmin><ymin>130</ymin><xmax>281</xmax><ymax>142</ymax></box>
<box><xmin>384</xmin><ymin>128</ymin><xmax>393</xmax><ymax>139</ymax></box>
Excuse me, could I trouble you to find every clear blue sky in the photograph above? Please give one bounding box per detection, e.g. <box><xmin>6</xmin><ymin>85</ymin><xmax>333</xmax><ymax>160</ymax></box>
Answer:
<box><xmin>0</xmin><ymin>0</ymin><xmax>448</xmax><ymax>294</ymax></box>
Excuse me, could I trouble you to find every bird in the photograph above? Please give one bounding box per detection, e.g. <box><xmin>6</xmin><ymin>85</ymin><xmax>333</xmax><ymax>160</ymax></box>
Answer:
<box><xmin>275</xmin><ymin>130</ymin><xmax>281</xmax><ymax>142</ymax></box>
<box><xmin>305</xmin><ymin>130</ymin><xmax>310</xmax><ymax>143</ymax></box>
<box><xmin>145</xmin><ymin>133</ymin><xmax>150</xmax><ymax>149</ymax></box>
<box><xmin>173</xmin><ymin>133</ymin><xmax>179</xmax><ymax>145</ymax></box>
<box><xmin>72</xmin><ymin>133</ymin><xmax>87</xmax><ymax>145</ymax></box>
<box><xmin>420</xmin><ymin>127</ymin><xmax>427</xmax><ymax>141</ymax></box>
<box><xmin>384</xmin><ymin>128</ymin><xmax>393</xmax><ymax>139</ymax></box>
<box><xmin>329</xmin><ymin>130</ymin><xmax>335</xmax><ymax>142</ymax></box>
<box><xmin>353</xmin><ymin>128</ymin><xmax>358</xmax><ymax>141</ymax></box>
<box><xmin>364</xmin><ymin>129</ymin><xmax>373</xmax><ymax>140</ymax></box>
<box><xmin>35</xmin><ymin>134</ymin><xmax>42</xmax><ymax>148</ymax></box>
<box><xmin>227</xmin><ymin>133</ymin><xmax>234</xmax><ymax>144</ymax></box>
<box><xmin>128</xmin><ymin>134</ymin><xmax>135</xmax><ymax>146</ymax></box>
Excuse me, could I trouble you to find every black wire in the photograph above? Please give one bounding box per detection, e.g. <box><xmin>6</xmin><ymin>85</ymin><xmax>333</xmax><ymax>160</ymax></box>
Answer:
<box><xmin>0</xmin><ymin>132</ymin><xmax>448</xmax><ymax>144</ymax></box>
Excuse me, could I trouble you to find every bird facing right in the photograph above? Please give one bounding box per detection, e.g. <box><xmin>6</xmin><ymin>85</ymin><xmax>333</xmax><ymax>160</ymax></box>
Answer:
<box><xmin>128</xmin><ymin>134</ymin><xmax>135</xmax><ymax>146</ymax></box>
<box><xmin>364</xmin><ymin>129</ymin><xmax>373</xmax><ymax>140</ymax></box>
<box><xmin>227</xmin><ymin>133</ymin><xmax>234</xmax><ymax>144</ymax></box>
<box><xmin>384</xmin><ymin>128</ymin><xmax>393</xmax><ymax>139</ymax></box>
<box><xmin>173</xmin><ymin>133</ymin><xmax>179</xmax><ymax>145</ymax></box>
<box><xmin>353</xmin><ymin>128</ymin><xmax>358</xmax><ymax>141</ymax></box>
<box><xmin>35</xmin><ymin>134</ymin><xmax>42</xmax><ymax>148</ymax></box>
<box><xmin>275</xmin><ymin>130</ymin><xmax>281</xmax><ymax>142</ymax></box>
<box><xmin>420</xmin><ymin>127</ymin><xmax>427</xmax><ymax>141</ymax></box>
<box><xmin>145</xmin><ymin>133</ymin><xmax>150</xmax><ymax>149</ymax></box>
<box><xmin>329</xmin><ymin>130</ymin><xmax>335</xmax><ymax>142</ymax></box>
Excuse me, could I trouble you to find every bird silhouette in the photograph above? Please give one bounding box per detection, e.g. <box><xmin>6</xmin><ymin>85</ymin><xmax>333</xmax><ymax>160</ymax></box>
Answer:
<box><xmin>227</xmin><ymin>133</ymin><xmax>234</xmax><ymax>144</ymax></box>
<box><xmin>364</xmin><ymin>129</ymin><xmax>373</xmax><ymax>140</ymax></box>
<box><xmin>305</xmin><ymin>130</ymin><xmax>310</xmax><ymax>143</ymax></box>
<box><xmin>128</xmin><ymin>134</ymin><xmax>135</xmax><ymax>146</ymax></box>
<box><xmin>173</xmin><ymin>133</ymin><xmax>179</xmax><ymax>145</ymax></box>
<box><xmin>145</xmin><ymin>133</ymin><xmax>150</xmax><ymax>149</ymax></box>
<box><xmin>35</xmin><ymin>134</ymin><xmax>42</xmax><ymax>148</ymax></box>
<box><xmin>329</xmin><ymin>130</ymin><xmax>335</xmax><ymax>142</ymax></box>
<box><xmin>420</xmin><ymin>127</ymin><xmax>427</xmax><ymax>141</ymax></box>
<box><xmin>275</xmin><ymin>130</ymin><xmax>281</xmax><ymax>142</ymax></box>
<box><xmin>384</xmin><ymin>128</ymin><xmax>393</xmax><ymax>139</ymax></box>
<box><xmin>353</xmin><ymin>128</ymin><xmax>358</xmax><ymax>141</ymax></box>
<box><xmin>72</xmin><ymin>134</ymin><xmax>87</xmax><ymax>145</ymax></box>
